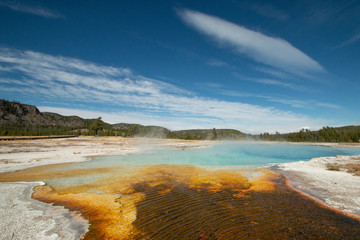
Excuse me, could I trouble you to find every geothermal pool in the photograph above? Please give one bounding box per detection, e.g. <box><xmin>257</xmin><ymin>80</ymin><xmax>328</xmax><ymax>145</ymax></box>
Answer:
<box><xmin>55</xmin><ymin>142</ymin><xmax>360</xmax><ymax>168</ymax></box>
<box><xmin>1</xmin><ymin>142</ymin><xmax>360</xmax><ymax>239</ymax></box>
<box><xmin>99</xmin><ymin>142</ymin><xmax>360</xmax><ymax>165</ymax></box>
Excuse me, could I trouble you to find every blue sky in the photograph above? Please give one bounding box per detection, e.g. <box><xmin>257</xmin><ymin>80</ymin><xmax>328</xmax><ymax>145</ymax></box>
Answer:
<box><xmin>0</xmin><ymin>0</ymin><xmax>359</xmax><ymax>133</ymax></box>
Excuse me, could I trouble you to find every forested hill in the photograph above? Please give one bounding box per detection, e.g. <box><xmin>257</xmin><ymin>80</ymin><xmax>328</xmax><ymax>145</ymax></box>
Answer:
<box><xmin>259</xmin><ymin>126</ymin><xmax>360</xmax><ymax>143</ymax></box>
<box><xmin>0</xmin><ymin>99</ymin><xmax>95</xmax><ymax>135</ymax></box>
<box><xmin>1</xmin><ymin>99</ymin><xmax>359</xmax><ymax>142</ymax></box>
<box><xmin>171</xmin><ymin>129</ymin><xmax>248</xmax><ymax>140</ymax></box>
<box><xmin>0</xmin><ymin>99</ymin><xmax>247</xmax><ymax>139</ymax></box>
<box><xmin>0</xmin><ymin>99</ymin><xmax>85</xmax><ymax>127</ymax></box>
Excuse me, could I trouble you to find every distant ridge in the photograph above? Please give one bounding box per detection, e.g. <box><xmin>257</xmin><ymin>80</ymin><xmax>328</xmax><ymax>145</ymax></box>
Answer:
<box><xmin>172</xmin><ymin>129</ymin><xmax>248</xmax><ymax>140</ymax></box>
<box><xmin>0</xmin><ymin>99</ymin><xmax>359</xmax><ymax>142</ymax></box>
<box><xmin>0</xmin><ymin>99</ymin><xmax>84</xmax><ymax>127</ymax></box>
<box><xmin>0</xmin><ymin>99</ymin><xmax>246</xmax><ymax>139</ymax></box>
<box><xmin>112</xmin><ymin>123</ymin><xmax>170</xmax><ymax>138</ymax></box>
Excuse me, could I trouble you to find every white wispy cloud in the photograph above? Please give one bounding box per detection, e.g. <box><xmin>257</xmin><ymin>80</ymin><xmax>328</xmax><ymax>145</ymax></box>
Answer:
<box><xmin>256</xmin><ymin>79</ymin><xmax>299</xmax><ymax>89</ymax></box>
<box><xmin>218</xmin><ymin>89</ymin><xmax>339</xmax><ymax>110</ymax></box>
<box><xmin>177</xmin><ymin>9</ymin><xmax>325</xmax><ymax>76</ymax></box>
<box><xmin>0</xmin><ymin>47</ymin><xmax>330</xmax><ymax>133</ymax></box>
<box><xmin>232</xmin><ymin>72</ymin><xmax>306</xmax><ymax>91</ymax></box>
<box><xmin>267</xmin><ymin>98</ymin><xmax>340</xmax><ymax>109</ymax></box>
<box><xmin>334</xmin><ymin>32</ymin><xmax>360</xmax><ymax>49</ymax></box>
<box><xmin>0</xmin><ymin>0</ymin><xmax>63</xmax><ymax>18</ymax></box>
<box><xmin>253</xmin><ymin>66</ymin><xmax>292</xmax><ymax>80</ymax></box>
<box><xmin>207</xmin><ymin>58</ymin><xmax>227</xmax><ymax>67</ymax></box>
<box><xmin>251</xmin><ymin>3</ymin><xmax>289</xmax><ymax>21</ymax></box>
<box><xmin>303</xmin><ymin>0</ymin><xmax>356</xmax><ymax>26</ymax></box>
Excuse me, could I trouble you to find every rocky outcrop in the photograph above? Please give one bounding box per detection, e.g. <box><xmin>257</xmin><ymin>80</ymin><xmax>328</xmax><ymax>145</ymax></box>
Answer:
<box><xmin>0</xmin><ymin>99</ymin><xmax>85</xmax><ymax>127</ymax></box>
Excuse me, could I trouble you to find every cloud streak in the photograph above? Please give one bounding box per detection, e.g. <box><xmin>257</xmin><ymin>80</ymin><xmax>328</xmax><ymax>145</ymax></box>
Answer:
<box><xmin>251</xmin><ymin>3</ymin><xmax>289</xmax><ymax>21</ymax></box>
<box><xmin>0</xmin><ymin>47</ymin><xmax>329</xmax><ymax>133</ymax></box>
<box><xmin>232</xmin><ymin>72</ymin><xmax>307</xmax><ymax>92</ymax></box>
<box><xmin>0</xmin><ymin>1</ymin><xmax>63</xmax><ymax>18</ymax></box>
<box><xmin>334</xmin><ymin>32</ymin><xmax>360</xmax><ymax>49</ymax></box>
<box><xmin>178</xmin><ymin>9</ymin><xmax>325</xmax><ymax>76</ymax></box>
<box><xmin>218</xmin><ymin>88</ymin><xmax>339</xmax><ymax>110</ymax></box>
<box><xmin>253</xmin><ymin>66</ymin><xmax>292</xmax><ymax>80</ymax></box>
<box><xmin>207</xmin><ymin>58</ymin><xmax>227</xmax><ymax>67</ymax></box>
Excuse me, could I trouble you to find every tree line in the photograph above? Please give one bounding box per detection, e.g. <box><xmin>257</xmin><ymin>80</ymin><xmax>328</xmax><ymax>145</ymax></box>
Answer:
<box><xmin>1</xmin><ymin>98</ymin><xmax>360</xmax><ymax>143</ymax></box>
<box><xmin>1</xmin><ymin>122</ymin><xmax>359</xmax><ymax>143</ymax></box>
<box><xmin>259</xmin><ymin>126</ymin><xmax>360</xmax><ymax>143</ymax></box>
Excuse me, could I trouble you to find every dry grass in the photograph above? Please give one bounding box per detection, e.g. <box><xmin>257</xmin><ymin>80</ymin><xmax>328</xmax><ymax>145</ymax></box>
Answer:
<box><xmin>326</xmin><ymin>163</ymin><xmax>340</xmax><ymax>171</ymax></box>
<box><xmin>343</xmin><ymin>163</ymin><xmax>360</xmax><ymax>176</ymax></box>
<box><xmin>326</xmin><ymin>162</ymin><xmax>360</xmax><ymax>176</ymax></box>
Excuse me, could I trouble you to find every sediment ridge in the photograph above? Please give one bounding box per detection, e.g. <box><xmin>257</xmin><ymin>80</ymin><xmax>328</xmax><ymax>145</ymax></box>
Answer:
<box><xmin>0</xmin><ymin>182</ymin><xmax>88</xmax><ymax>240</ymax></box>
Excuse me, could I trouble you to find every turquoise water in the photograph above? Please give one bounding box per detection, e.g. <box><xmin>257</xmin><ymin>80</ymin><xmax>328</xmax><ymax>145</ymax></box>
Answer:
<box><xmin>63</xmin><ymin>142</ymin><xmax>360</xmax><ymax>169</ymax></box>
<box><xmin>46</xmin><ymin>142</ymin><xmax>360</xmax><ymax>188</ymax></box>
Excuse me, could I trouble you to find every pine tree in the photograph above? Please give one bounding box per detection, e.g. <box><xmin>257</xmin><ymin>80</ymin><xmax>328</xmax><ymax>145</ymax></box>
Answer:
<box><xmin>89</xmin><ymin>117</ymin><xmax>104</xmax><ymax>136</ymax></box>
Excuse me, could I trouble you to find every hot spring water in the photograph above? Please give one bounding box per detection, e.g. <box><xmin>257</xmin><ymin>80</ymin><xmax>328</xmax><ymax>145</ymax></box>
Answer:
<box><xmin>57</xmin><ymin>142</ymin><xmax>360</xmax><ymax>169</ymax></box>
<box><xmin>2</xmin><ymin>142</ymin><xmax>360</xmax><ymax>239</ymax></box>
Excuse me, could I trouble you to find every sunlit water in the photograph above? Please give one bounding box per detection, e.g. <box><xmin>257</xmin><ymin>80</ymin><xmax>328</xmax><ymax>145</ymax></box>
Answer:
<box><xmin>59</xmin><ymin>142</ymin><xmax>360</xmax><ymax>169</ymax></box>
<box><xmin>2</xmin><ymin>142</ymin><xmax>360</xmax><ymax>239</ymax></box>
<box><xmin>45</xmin><ymin>142</ymin><xmax>360</xmax><ymax>189</ymax></box>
